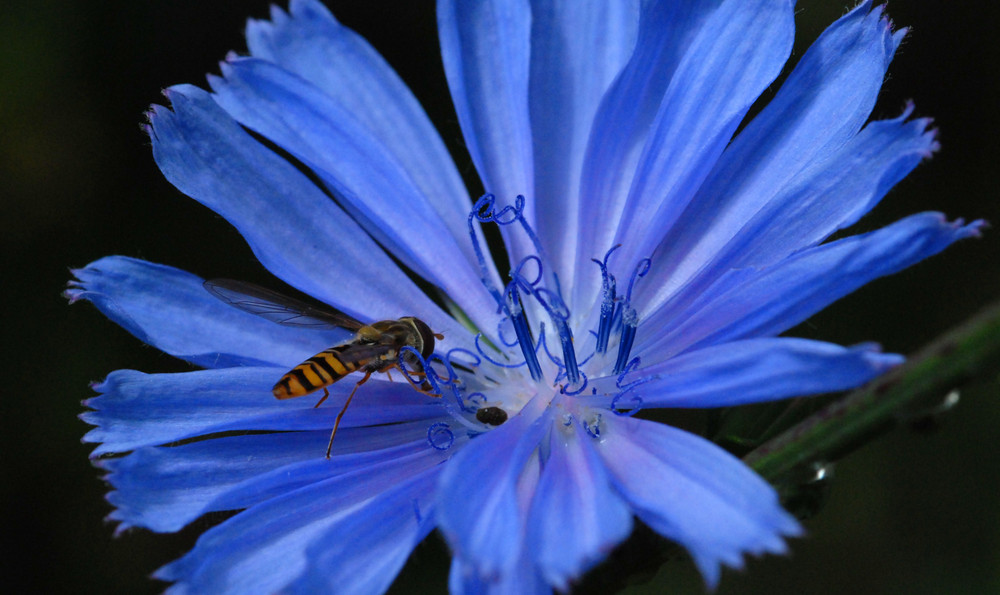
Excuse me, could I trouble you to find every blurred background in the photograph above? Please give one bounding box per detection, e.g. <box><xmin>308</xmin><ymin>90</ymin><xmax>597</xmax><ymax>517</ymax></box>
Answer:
<box><xmin>2</xmin><ymin>1</ymin><xmax>998</xmax><ymax>592</ymax></box>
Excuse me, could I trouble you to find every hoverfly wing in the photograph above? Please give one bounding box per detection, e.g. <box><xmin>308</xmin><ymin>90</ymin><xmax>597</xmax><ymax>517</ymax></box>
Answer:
<box><xmin>204</xmin><ymin>279</ymin><xmax>365</xmax><ymax>331</ymax></box>
<box><xmin>332</xmin><ymin>343</ymin><xmax>397</xmax><ymax>368</ymax></box>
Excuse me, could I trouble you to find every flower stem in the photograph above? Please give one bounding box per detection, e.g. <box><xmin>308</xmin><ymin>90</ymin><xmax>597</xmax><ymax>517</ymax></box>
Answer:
<box><xmin>745</xmin><ymin>299</ymin><xmax>1000</xmax><ymax>483</ymax></box>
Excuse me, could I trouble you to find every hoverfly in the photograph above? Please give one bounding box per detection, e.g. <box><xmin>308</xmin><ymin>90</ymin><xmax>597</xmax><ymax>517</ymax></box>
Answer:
<box><xmin>204</xmin><ymin>279</ymin><xmax>442</xmax><ymax>458</ymax></box>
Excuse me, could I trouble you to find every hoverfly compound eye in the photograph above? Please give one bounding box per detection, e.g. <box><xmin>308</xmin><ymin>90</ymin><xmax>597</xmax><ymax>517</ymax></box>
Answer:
<box><xmin>408</xmin><ymin>317</ymin><xmax>436</xmax><ymax>358</ymax></box>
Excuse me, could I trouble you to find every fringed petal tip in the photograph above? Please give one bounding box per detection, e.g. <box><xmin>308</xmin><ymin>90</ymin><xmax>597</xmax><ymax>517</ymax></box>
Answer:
<box><xmin>893</xmin><ymin>100</ymin><xmax>940</xmax><ymax>157</ymax></box>
<box><xmin>151</xmin><ymin>560</ymin><xmax>186</xmax><ymax>584</ymax></box>
<box><xmin>64</xmin><ymin>267</ymin><xmax>91</xmax><ymax>303</ymax></box>
<box><xmin>63</xmin><ymin>287</ymin><xmax>84</xmax><ymax>304</ymax></box>
<box><xmin>694</xmin><ymin>513</ymin><xmax>803</xmax><ymax>591</ymax></box>
<box><xmin>843</xmin><ymin>1</ymin><xmax>904</xmax><ymax>62</ymax></box>
<box><xmin>159</xmin><ymin>85</ymin><xmax>185</xmax><ymax>106</ymax></box>
<box><xmin>64</xmin><ymin>263</ymin><xmax>153</xmax><ymax>347</ymax></box>
<box><xmin>105</xmin><ymin>510</ymin><xmax>135</xmax><ymax>538</ymax></box>
<box><xmin>98</xmin><ymin>472</ymin><xmax>150</xmax><ymax>538</ymax></box>
<box><xmin>213</xmin><ymin>54</ymin><xmax>254</xmax><ymax>84</ymax></box>
<box><xmin>79</xmin><ymin>411</ymin><xmax>99</xmax><ymax>433</ymax></box>
<box><xmin>245</xmin><ymin>0</ymin><xmax>290</xmax><ymax>36</ymax></box>
<box><xmin>849</xmin><ymin>342</ymin><xmax>906</xmax><ymax>370</ymax></box>
<box><xmin>92</xmin><ymin>461</ymin><xmax>141</xmax><ymax>537</ymax></box>
<box><xmin>80</xmin><ymin>379</ymin><xmax>111</xmax><ymax>450</ymax></box>
<box><xmin>83</xmin><ymin>442</ymin><xmax>110</xmax><ymax>462</ymax></box>
<box><xmin>864</xmin><ymin>2</ymin><xmax>909</xmax><ymax>57</ymax></box>
<box><xmin>105</xmin><ymin>514</ymin><xmax>134</xmax><ymax>539</ymax></box>
<box><xmin>864</xmin><ymin>1</ymin><xmax>889</xmax><ymax>30</ymax></box>
<box><xmin>146</xmin><ymin>100</ymin><xmax>172</xmax><ymax>122</ymax></box>
<box><xmin>950</xmin><ymin>216</ymin><xmax>989</xmax><ymax>238</ymax></box>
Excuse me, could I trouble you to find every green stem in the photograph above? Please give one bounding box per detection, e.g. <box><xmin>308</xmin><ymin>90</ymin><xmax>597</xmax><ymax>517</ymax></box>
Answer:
<box><xmin>745</xmin><ymin>299</ymin><xmax>1000</xmax><ymax>483</ymax></box>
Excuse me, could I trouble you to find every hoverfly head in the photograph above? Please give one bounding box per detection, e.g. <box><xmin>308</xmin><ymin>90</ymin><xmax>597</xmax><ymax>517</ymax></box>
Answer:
<box><xmin>403</xmin><ymin>317</ymin><xmax>437</xmax><ymax>359</ymax></box>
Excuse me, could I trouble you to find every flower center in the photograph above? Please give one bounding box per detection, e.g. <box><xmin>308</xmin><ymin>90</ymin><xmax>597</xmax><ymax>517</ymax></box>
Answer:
<box><xmin>402</xmin><ymin>194</ymin><xmax>651</xmax><ymax>446</ymax></box>
<box><xmin>468</xmin><ymin>195</ymin><xmax>651</xmax><ymax>383</ymax></box>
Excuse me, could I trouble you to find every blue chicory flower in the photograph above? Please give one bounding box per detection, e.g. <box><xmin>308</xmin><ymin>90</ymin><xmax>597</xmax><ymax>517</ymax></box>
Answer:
<box><xmin>68</xmin><ymin>0</ymin><xmax>983</xmax><ymax>593</ymax></box>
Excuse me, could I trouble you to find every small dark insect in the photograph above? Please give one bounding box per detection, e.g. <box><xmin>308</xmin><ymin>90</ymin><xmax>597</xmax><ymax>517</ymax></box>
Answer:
<box><xmin>475</xmin><ymin>406</ymin><xmax>508</xmax><ymax>426</ymax></box>
<box><xmin>204</xmin><ymin>279</ymin><xmax>442</xmax><ymax>457</ymax></box>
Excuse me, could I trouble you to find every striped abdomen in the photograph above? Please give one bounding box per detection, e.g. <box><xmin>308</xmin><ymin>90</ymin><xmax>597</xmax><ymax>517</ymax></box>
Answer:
<box><xmin>273</xmin><ymin>345</ymin><xmax>365</xmax><ymax>399</ymax></box>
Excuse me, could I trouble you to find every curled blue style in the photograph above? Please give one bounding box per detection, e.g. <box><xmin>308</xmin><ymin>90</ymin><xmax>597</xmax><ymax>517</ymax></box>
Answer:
<box><xmin>610</xmin><ymin>390</ymin><xmax>644</xmax><ymax>417</ymax></box>
<box><xmin>427</xmin><ymin>422</ymin><xmax>455</xmax><ymax>451</ymax></box>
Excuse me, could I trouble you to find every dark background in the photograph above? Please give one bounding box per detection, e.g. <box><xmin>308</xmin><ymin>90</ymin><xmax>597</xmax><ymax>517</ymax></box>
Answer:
<box><xmin>3</xmin><ymin>1</ymin><xmax>998</xmax><ymax>593</ymax></box>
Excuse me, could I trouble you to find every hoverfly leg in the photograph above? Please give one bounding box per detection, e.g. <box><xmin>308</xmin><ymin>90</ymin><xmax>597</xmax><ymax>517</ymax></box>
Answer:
<box><xmin>395</xmin><ymin>365</ymin><xmax>439</xmax><ymax>397</ymax></box>
<box><xmin>326</xmin><ymin>370</ymin><xmax>373</xmax><ymax>459</ymax></box>
<box><xmin>313</xmin><ymin>387</ymin><xmax>331</xmax><ymax>409</ymax></box>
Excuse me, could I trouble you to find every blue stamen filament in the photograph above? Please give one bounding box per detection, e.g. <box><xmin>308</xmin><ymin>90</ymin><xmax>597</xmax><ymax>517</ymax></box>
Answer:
<box><xmin>612</xmin><ymin>258</ymin><xmax>651</xmax><ymax>375</ymax></box>
<box><xmin>532</xmin><ymin>285</ymin><xmax>580</xmax><ymax>386</ymax></box>
<box><xmin>507</xmin><ymin>287</ymin><xmax>543</xmax><ymax>380</ymax></box>
<box><xmin>595</xmin><ymin>300</ymin><xmax>617</xmax><ymax>355</ymax></box>
<box><xmin>505</xmin><ymin>256</ymin><xmax>583</xmax><ymax>388</ymax></box>
<box><xmin>592</xmin><ymin>245</ymin><xmax>621</xmax><ymax>354</ymax></box>
<box><xmin>538</xmin><ymin>325</ymin><xmax>590</xmax><ymax>394</ymax></box>
<box><xmin>613</xmin><ymin>313</ymin><xmax>637</xmax><ymax>375</ymax></box>
<box><xmin>466</xmin><ymin>194</ymin><xmax>652</xmax><ymax>402</ymax></box>
<box><xmin>555</xmin><ymin>318</ymin><xmax>580</xmax><ymax>384</ymax></box>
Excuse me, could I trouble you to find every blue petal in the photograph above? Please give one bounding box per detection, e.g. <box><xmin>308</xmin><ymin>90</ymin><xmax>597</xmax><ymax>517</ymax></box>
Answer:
<box><xmin>66</xmin><ymin>256</ymin><xmax>340</xmax><ymax>368</ymax></box>
<box><xmin>285</xmin><ymin>468</ymin><xmax>439</xmax><ymax>595</ymax></box>
<box><xmin>572</xmin><ymin>0</ymin><xmax>794</xmax><ymax>310</ymax></box>
<box><xmin>641</xmin><ymin>213</ymin><xmax>985</xmax><ymax>356</ymax></box>
<box><xmin>205</xmin><ymin>433</ymin><xmax>445</xmax><ymax>514</ymax></box>
<box><xmin>599</xmin><ymin>415</ymin><xmax>801</xmax><ymax>588</ymax></box>
<box><xmin>436</xmin><ymin>405</ymin><xmax>550</xmax><ymax>581</ymax></box>
<box><xmin>155</xmin><ymin>448</ymin><xmax>446</xmax><ymax>594</ymax></box>
<box><xmin>648</xmin><ymin>107</ymin><xmax>939</xmax><ymax>317</ymax></box>
<box><xmin>610</xmin><ymin>0</ymin><xmax>795</xmax><ymax>271</ymax></box>
<box><xmin>525</xmin><ymin>421</ymin><xmax>632</xmax><ymax>590</ymax></box>
<box><xmin>641</xmin><ymin>2</ymin><xmax>910</xmax><ymax>312</ymax></box>
<box><xmin>595</xmin><ymin>338</ymin><xmax>902</xmax><ymax>409</ymax></box>
<box><xmin>449</xmin><ymin>554</ymin><xmax>549</xmax><ymax>595</ymax></box>
<box><xmin>82</xmin><ymin>368</ymin><xmax>445</xmax><ymax>456</ymax></box>
<box><xmin>437</xmin><ymin>0</ymin><xmax>535</xmax><ymax>265</ymax></box>
<box><xmin>245</xmin><ymin>0</ymin><xmax>473</xmax><ymax>265</ymax></box>
<box><xmin>527</xmin><ymin>0</ymin><xmax>639</xmax><ymax>289</ymax></box>
<box><xmin>569</xmin><ymin>0</ymin><xmax>718</xmax><ymax>311</ymax></box>
<box><xmin>100</xmin><ymin>430</ymin><xmax>432</xmax><ymax>533</ymax></box>
<box><xmin>147</xmin><ymin>84</ymin><xmax>477</xmax><ymax>349</ymax></box>
<box><xmin>208</xmin><ymin>59</ymin><xmax>500</xmax><ymax>338</ymax></box>
<box><xmin>716</xmin><ymin>110</ymin><xmax>937</xmax><ymax>264</ymax></box>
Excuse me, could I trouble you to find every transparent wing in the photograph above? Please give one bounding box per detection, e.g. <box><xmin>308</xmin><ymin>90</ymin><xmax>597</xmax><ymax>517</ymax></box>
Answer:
<box><xmin>334</xmin><ymin>343</ymin><xmax>396</xmax><ymax>368</ymax></box>
<box><xmin>204</xmin><ymin>279</ymin><xmax>365</xmax><ymax>331</ymax></box>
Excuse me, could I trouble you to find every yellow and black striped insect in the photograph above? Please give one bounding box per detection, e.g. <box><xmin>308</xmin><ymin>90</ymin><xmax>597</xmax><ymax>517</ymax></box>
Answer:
<box><xmin>204</xmin><ymin>279</ymin><xmax>442</xmax><ymax>457</ymax></box>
